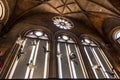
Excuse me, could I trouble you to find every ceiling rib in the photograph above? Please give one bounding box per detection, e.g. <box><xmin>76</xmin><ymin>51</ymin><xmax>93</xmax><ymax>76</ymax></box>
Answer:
<box><xmin>87</xmin><ymin>0</ymin><xmax>120</xmax><ymax>15</ymax></box>
<box><xmin>74</xmin><ymin>0</ymin><xmax>100</xmax><ymax>32</ymax></box>
<box><xmin>47</xmin><ymin>3</ymin><xmax>62</xmax><ymax>15</ymax></box>
<box><xmin>61</xmin><ymin>0</ymin><xmax>68</xmax><ymax>14</ymax></box>
<box><xmin>61</xmin><ymin>0</ymin><xmax>72</xmax><ymax>14</ymax></box>
<box><xmin>74</xmin><ymin>0</ymin><xmax>88</xmax><ymax>15</ymax></box>
<box><xmin>56</xmin><ymin>2</ymin><xmax>75</xmax><ymax>8</ymax></box>
<box><xmin>64</xmin><ymin>11</ymin><xmax>120</xmax><ymax>18</ymax></box>
<box><xmin>87</xmin><ymin>11</ymin><xmax>120</xmax><ymax>18</ymax></box>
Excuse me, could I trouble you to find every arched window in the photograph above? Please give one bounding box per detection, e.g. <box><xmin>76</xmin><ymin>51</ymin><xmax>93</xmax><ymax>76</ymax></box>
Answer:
<box><xmin>113</xmin><ymin>30</ymin><xmax>120</xmax><ymax>44</ymax></box>
<box><xmin>56</xmin><ymin>34</ymin><xmax>88</xmax><ymax>78</ymax></box>
<box><xmin>8</xmin><ymin>30</ymin><xmax>50</xmax><ymax>79</ymax></box>
<box><xmin>0</xmin><ymin>0</ymin><xmax>5</xmax><ymax>20</ymax></box>
<box><xmin>81</xmin><ymin>38</ymin><xmax>119</xmax><ymax>79</ymax></box>
<box><xmin>4</xmin><ymin>30</ymin><xmax>120</xmax><ymax>79</ymax></box>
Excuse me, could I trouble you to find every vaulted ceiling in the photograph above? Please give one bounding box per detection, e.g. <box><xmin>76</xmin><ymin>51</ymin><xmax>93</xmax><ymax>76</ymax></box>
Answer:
<box><xmin>2</xmin><ymin>0</ymin><xmax>120</xmax><ymax>37</ymax></box>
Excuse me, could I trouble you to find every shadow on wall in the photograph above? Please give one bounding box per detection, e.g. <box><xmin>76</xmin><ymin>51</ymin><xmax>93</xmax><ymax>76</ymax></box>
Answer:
<box><xmin>103</xmin><ymin>18</ymin><xmax>120</xmax><ymax>37</ymax></box>
<box><xmin>102</xmin><ymin>17</ymin><xmax>120</xmax><ymax>49</ymax></box>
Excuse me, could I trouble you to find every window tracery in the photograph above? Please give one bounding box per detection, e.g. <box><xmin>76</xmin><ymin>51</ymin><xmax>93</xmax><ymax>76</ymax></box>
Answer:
<box><xmin>0</xmin><ymin>0</ymin><xmax>5</xmax><ymax>20</ymax></box>
<box><xmin>8</xmin><ymin>30</ymin><xmax>50</xmax><ymax>79</ymax></box>
<box><xmin>57</xmin><ymin>34</ymin><xmax>87</xmax><ymax>78</ymax></box>
<box><xmin>81</xmin><ymin>38</ymin><xmax>119</xmax><ymax>79</ymax></box>
<box><xmin>6</xmin><ymin>30</ymin><xmax>120</xmax><ymax>79</ymax></box>
<box><xmin>113</xmin><ymin>30</ymin><xmax>120</xmax><ymax>44</ymax></box>
<box><xmin>52</xmin><ymin>16</ymin><xmax>74</xmax><ymax>30</ymax></box>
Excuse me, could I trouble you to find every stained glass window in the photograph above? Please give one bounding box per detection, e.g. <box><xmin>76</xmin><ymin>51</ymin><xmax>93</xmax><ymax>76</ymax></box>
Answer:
<box><xmin>0</xmin><ymin>1</ymin><xmax>5</xmax><ymax>20</ymax></box>
<box><xmin>81</xmin><ymin>38</ymin><xmax>119</xmax><ymax>79</ymax></box>
<box><xmin>8</xmin><ymin>30</ymin><xmax>50</xmax><ymax>79</ymax></box>
<box><xmin>52</xmin><ymin>16</ymin><xmax>74</xmax><ymax>30</ymax></box>
<box><xmin>6</xmin><ymin>31</ymin><xmax>120</xmax><ymax>79</ymax></box>
<box><xmin>57</xmin><ymin>35</ymin><xmax>87</xmax><ymax>78</ymax></box>
<box><xmin>114</xmin><ymin>30</ymin><xmax>120</xmax><ymax>44</ymax></box>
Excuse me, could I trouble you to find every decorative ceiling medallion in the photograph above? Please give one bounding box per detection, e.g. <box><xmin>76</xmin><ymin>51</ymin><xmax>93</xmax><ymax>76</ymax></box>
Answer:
<box><xmin>52</xmin><ymin>16</ymin><xmax>74</xmax><ymax>30</ymax></box>
<box><xmin>0</xmin><ymin>1</ymin><xmax>5</xmax><ymax>20</ymax></box>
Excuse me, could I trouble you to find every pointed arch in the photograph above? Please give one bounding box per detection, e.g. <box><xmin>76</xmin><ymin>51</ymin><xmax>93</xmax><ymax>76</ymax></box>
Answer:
<box><xmin>111</xmin><ymin>26</ymin><xmax>120</xmax><ymax>46</ymax></box>
<box><xmin>80</xmin><ymin>34</ymin><xmax>119</xmax><ymax>79</ymax></box>
<box><xmin>6</xmin><ymin>28</ymin><xmax>52</xmax><ymax>79</ymax></box>
<box><xmin>55</xmin><ymin>31</ymin><xmax>88</xmax><ymax>78</ymax></box>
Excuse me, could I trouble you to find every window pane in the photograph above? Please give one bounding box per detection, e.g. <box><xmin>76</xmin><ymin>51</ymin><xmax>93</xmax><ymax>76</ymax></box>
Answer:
<box><xmin>9</xmin><ymin>31</ymin><xmax>50</xmax><ymax>79</ymax></box>
<box><xmin>82</xmin><ymin>38</ymin><xmax>119</xmax><ymax>79</ymax></box>
<box><xmin>32</xmin><ymin>40</ymin><xmax>47</xmax><ymax>78</ymax></box>
<box><xmin>116</xmin><ymin>31</ymin><xmax>120</xmax><ymax>39</ymax></box>
<box><xmin>59</xmin><ymin>42</ymin><xmax>71</xmax><ymax>78</ymax></box>
<box><xmin>69</xmin><ymin>43</ymin><xmax>84</xmax><ymax>78</ymax></box>
<box><xmin>12</xmin><ymin>38</ymin><xmax>34</xmax><ymax>79</ymax></box>
<box><xmin>94</xmin><ymin>48</ymin><xmax>116</xmax><ymax>78</ymax></box>
<box><xmin>57</xmin><ymin>35</ymin><xmax>86</xmax><ymax>78</ymax></box>
<box><xmin>83</xmin><ymin>46</ymin><xmax>104</xmax><ymax>78</ymax></box>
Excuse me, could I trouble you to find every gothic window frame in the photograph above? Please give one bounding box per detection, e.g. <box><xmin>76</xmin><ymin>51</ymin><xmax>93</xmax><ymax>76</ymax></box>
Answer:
<box><xmin>0</xmin><ymin>0</ymin><xmax>5</xmax><ymax>20</ymax></box>
<box><xmin>6</xmin><ymin>29</ymin><xmax>52</xmax><ymax>79</ymax></box>
<box><xmin>108</xmin><ymin>26</ymin><xmax>120</xmax><ymax>49</ymax></box>
<box><xmin>0</xmin><ymin>0</ymin><xmax>10</xmax><ymax>24</ymax></box>
<box><xmin>55</xmin><ymin>31</ymin><xmax>88</xmax><ymax>79</ymax></box>
<box><xmin>80</xmin><ymin>34</ymin><xmax>119</xmax><ymax>79</ymax></box>
<box><xmin>111</xmin><ymin>27</ymin><xmax>120</xmax><ymax>47</ymax></box>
